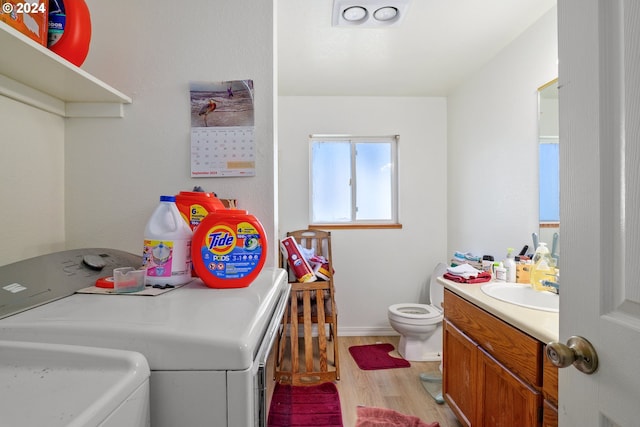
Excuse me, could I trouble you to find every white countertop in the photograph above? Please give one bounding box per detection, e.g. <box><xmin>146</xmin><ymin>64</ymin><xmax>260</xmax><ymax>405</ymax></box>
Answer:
<box><xmin>438</xmin><ymin>277</ymin><xmax>559</xmax><ymax>344</ymax></box>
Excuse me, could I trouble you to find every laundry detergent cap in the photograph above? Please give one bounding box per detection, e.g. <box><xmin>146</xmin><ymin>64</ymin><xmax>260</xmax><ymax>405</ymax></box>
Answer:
<box><xmin>191</xmin><ymin>209</ymin><xmax>267</xmax><ymax>288</ymax></box>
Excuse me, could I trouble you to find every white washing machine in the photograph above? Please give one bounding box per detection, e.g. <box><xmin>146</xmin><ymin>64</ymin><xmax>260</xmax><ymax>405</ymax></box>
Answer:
<box><xmin>0</xmin><ymin>339</ymin><xmax>151</xmax><ymax>427</ymax></box>
<box><xmin>0</xmin><ymin>249</ymin><xmax>289</xmax><ymax>427</ymax></box>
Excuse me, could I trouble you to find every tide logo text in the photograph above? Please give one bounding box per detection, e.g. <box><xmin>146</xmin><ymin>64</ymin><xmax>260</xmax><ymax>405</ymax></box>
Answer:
<box><xmin>208</xmin><ymin>232</ymin><xmax>235</xmax><ymax>250</ymax></box>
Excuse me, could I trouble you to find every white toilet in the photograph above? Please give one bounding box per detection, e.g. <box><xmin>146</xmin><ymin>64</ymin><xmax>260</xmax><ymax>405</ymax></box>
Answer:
<box><xmin>388</xmin><ymin>263</ymin><xmax>448</xmax><ymax>362</ymax></box>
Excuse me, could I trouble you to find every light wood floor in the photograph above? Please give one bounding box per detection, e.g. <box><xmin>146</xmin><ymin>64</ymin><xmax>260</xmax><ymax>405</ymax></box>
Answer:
<box><xmin>268</xmin><ymin>335</ymin><xmax>462</xmax><ymax>427</ymax></box>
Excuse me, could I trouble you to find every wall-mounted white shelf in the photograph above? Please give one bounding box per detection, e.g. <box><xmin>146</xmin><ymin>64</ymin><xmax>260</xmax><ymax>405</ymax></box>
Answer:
<box><xmin>0</xmin><ymin>21</ymin><xmax>131</xmax><ymax>118</ymax></box>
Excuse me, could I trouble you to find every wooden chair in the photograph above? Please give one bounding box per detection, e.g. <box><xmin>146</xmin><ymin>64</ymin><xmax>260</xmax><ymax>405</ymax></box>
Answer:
<box><xmin>274</xmin><ymin>229</ymin><xmax>340</xmax><ymax>385</ymax></box>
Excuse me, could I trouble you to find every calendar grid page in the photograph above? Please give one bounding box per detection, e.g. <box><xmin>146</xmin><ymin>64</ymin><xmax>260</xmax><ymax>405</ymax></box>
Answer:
<box><xmin>190</xmin><ymin>126</ymin><xmax>256</xmax><ymax>177</ymax></box>
<box><xmin>189</xmin><ymin>80</ymin><xmax>255</xmax><ymax>178</ymax></box>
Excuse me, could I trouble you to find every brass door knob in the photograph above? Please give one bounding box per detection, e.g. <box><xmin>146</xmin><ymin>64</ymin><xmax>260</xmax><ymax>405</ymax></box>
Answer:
<box><xmin>546</xmin><ymin>336</ymin><xmax>598</xmax><ymax>374</ymax></box>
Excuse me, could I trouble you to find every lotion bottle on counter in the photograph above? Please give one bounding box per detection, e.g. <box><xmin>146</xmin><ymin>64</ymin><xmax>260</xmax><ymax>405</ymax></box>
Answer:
<box><xmin>503</xmin><ymin>248</ymin><xmax>517</xmax><ymax>283</ymax></box>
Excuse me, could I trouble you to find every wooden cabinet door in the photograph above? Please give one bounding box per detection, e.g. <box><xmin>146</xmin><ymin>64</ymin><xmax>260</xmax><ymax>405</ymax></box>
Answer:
<box><xmin>542</xmin><ymin>346</ymin><xmax>558</xmax><ymax>406</ymax></box>
<box><xmin>542</xmin><ymin>400</ymin><xmax>558</xmax><ymax>427</ymax></box>
<box><xmin>476</xmin><ymin>347</ymin><xmax>541</xmax><ymax>427</ymax></box>
<box><xmin>443</xmin><ymin>319</ymin><xmax>478</xmax><ymax>427</ymax></box>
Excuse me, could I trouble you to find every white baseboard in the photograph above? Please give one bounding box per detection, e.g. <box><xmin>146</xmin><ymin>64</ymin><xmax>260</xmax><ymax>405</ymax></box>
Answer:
<box><xmin>284</xmin><ymin>325</ymin><xmax>398</xmax><ymax>337</ymax></box>
<box><xmin>337</xmin><ymin>326</ymin><xmax>398</xmax><ymax>336</ymax></box>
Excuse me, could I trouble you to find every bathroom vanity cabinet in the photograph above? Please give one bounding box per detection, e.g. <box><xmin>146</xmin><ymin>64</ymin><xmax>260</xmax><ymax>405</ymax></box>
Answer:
<box><xmin>443</xmin><ymin>289</ymin><xmax>558</xmax><ymax>427</ymax></box>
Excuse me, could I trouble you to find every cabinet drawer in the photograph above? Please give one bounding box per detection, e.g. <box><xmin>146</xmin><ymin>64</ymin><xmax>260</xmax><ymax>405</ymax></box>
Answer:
<box><xmin>444</xmin><ymin>290</ymin><xmax>543</xmax><ymax>387</ymax></box>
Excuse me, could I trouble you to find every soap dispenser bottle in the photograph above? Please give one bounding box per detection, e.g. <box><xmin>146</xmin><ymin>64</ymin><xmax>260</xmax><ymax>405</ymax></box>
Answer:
<box><xmin>503</xmin><ymin>248</ymin><xmax>516</xmax><ymax>283</ymax></box>
<box><xmin>530</xmin><ymin>243</ymin><xmax>556</xmax><ymax>292</ymax></box>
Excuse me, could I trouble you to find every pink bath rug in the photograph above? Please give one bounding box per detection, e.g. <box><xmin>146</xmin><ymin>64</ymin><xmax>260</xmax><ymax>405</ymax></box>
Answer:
<box><xmin>356</xmin><ymin>406</ymin><xmax>440</xmax><ymax>427</ymax></box>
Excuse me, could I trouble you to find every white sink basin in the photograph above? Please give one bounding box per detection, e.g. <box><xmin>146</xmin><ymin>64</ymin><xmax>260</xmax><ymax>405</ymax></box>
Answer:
<box><xmin>480</xmin><ymin>282</ymin><xmax>559</xmax><ymax>312</ymax></box>
<box><xmin>0</xmin><ymin>340</ymin><xmax>150</xmax><ymax>427</ymax></box>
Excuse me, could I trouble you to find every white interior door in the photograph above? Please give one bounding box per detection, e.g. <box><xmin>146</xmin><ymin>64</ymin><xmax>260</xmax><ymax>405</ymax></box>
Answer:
<box><xmin>558</xmin><ymin>0</ymin><xmax>640</xmax><ymax>425</ymax></box>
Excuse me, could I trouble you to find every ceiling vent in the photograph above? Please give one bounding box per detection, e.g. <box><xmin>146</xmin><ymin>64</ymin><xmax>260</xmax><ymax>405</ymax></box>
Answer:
<box><xmin>332</xmin><ymin>0</ymin><xmax>410</xmax><ymax>27</ymax></box>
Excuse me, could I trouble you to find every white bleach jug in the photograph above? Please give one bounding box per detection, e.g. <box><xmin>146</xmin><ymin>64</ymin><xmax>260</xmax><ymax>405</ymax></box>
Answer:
<box><xmin>142</xmin><ymin>195</ymin><xmax>193</xmax><ymax>286</ymax></box>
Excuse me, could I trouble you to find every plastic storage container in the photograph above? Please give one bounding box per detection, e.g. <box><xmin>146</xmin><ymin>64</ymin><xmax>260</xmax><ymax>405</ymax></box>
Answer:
<box><xmin>142</xmin><ymin>195</ymin><xmax>193</xmax><ymax>286</ymax></box>
<box><xmin>530</xmin><ymin>242</ymin><xmax>556</xmax><ymax>292</ymax></box>
<box><xmin>113</xmin><ymin>267</ymin><xmax>146</xmax><ymax>293</ymax></box>
<box><xmin>191</xmin><ymin>209</ymin><xmax>267</xmax><ymax>288</ymax></box>
<box><xmin>515</xmin><ymin>257</ymin><xmax>532</xmax><ymax>284</ymax></box>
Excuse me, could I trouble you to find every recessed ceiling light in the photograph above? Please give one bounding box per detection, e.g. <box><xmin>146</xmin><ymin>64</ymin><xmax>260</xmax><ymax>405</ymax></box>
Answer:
<box><xmin>373</xmin><ymin>6</ymin><xmax>398</xmax><ymax>21</ymax></box>
<box><xmin>332</xmin><ymin>0</ymin><xmax>410</xmax><ymax>27</ymax></box>
<box><xmin>343</xmin><ymin>6</ymin><xmax>367</xmax><ymax>22</ymax></box>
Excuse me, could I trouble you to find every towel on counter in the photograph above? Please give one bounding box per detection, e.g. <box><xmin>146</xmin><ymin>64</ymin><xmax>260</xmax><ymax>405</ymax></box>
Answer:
<box><xmin>443</xmin><ymin>271</ymin><xmax>491</xmax><ymax>284</ymax></box>
<box><xmin>446</xmin><ymin>264</ymin><xmax>482</xmax><ymax>279</ymax></box>
<box><xmin>453</xmin><ymin>251</ymin><xmax>481</xmax><ymax>263</ymax></box>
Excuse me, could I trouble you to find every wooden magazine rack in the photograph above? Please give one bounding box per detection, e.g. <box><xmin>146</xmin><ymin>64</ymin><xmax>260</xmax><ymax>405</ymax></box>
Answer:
<box><xmin>274</xmin><ymin>229</ymin><xmax>340</xmax><ymax>385</ymax></box>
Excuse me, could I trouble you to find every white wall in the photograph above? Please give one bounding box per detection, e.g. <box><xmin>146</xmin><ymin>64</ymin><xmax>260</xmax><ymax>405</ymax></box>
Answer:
<box><xmin>1</xmin><ymin>2</ymin><xmax>558</xmax><ymax>337</ymax></box>
<box><xmin>63</xmin><ymin>0</ymin><xmax>277</xmax><ymax>265</ymax></box>
<box><xmin>0</xmin><ymin>96</ymin><xmax>65</xmax><ymax>265</ymax></box>
<box><xmin>278</xmin><ymin>7</ymin><xmax>557</xmax><ymax>334</ymax></box>
<box><xmin>278</xmin><ymin>97</ymin><xmax>448</xmax><ymax>334</ymax></box>
<box><xmin>447</xmin><ymin>6</ymin><xmax>558</xmax><ymax>259</ymax></box>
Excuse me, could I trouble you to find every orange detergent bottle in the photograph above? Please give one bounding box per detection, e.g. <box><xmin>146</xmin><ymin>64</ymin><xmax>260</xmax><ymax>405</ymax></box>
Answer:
<box><xmin>191</xmin><ymin>209</ymin><xmax>267</xmax><ymax>288</ymax></box>
<box><xmin>175</xmin><ymin>189</ymin><xmax>225</xmax><ymax>231</ymax></box>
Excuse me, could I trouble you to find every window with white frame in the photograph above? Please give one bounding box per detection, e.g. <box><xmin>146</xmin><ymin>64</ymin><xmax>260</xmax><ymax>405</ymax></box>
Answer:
<box><xmin>309</xmin><ymin>135</ymin><xmax>399</xmax><ymax>225</ymax></box>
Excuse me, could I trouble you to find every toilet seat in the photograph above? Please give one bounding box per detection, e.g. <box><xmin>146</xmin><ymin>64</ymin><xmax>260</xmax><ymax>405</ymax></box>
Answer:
<box><xmin>388</xmin><ymin>303</ymin><xmax>441</xmax><ymax>319</ymax></box>
<box><xmin>388</xmin><ymin>303</ymin><xmax>443</xmax><ymax>325</ymax></box>
<box><xmin>387</xmin><ymin>263</ymin><xmax>448</xmax><ymax>361</ymax></box>
<box><xmin>387</xmin><ymin>263</ymin><xmax>448</xmax><ymax>326</ymax></box>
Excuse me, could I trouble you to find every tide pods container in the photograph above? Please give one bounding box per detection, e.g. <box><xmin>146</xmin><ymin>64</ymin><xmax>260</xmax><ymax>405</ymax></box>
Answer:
<box><xmin>191</xmin><ymin>209</ymin><xmax>267</xmax><ymax>288</ymax></box>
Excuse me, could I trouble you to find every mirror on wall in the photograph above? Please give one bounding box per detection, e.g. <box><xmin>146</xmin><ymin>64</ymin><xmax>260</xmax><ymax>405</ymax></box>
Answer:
<box><xmin>538</xmin><ymin>79</ymin><xmax>559</xmax><ymax>259</ymax></box>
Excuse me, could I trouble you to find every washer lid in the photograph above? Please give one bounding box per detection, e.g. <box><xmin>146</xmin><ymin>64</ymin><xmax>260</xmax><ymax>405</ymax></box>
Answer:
<box><xmin>0</xmin><ymin>268</ymin><xmax>288</xmax><ymax>371</ymax></box>
<box><xmin>429</xmin><ymin>262</ymin><xmax>448</xmax><ymax>309</ymax></box>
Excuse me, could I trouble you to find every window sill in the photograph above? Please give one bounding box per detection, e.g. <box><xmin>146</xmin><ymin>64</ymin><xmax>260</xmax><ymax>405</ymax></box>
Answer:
<box><xmin>309</xmin><ymin>223</ymin><xmax>403</xmax><ymax>230</ymax></box>
<box><xmin>539</xmin><ymin>222</ymin><xmax>560</xmax><ymax>228</ymax></box>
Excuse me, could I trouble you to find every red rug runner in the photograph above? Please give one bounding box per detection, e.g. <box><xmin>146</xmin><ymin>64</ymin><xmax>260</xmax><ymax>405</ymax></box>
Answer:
<box><xmin>348</xmin><ymin>343</ymin><xmax>410</xmax><ymax>370</ymax></box>
<box><xmin>268</xmin><ymin>382</ymin><xmax>343</xmax><ymax>427</ymax></box>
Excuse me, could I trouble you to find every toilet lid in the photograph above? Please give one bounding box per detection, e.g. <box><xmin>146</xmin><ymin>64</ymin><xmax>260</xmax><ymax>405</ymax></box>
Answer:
<box><xmin>429</xmin><ymin>262</ymin><xmax>448</xmax><ymax>309</ymax></box>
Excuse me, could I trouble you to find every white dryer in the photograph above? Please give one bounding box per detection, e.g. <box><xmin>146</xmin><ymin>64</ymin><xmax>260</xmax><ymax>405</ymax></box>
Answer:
<box><xmin>0</xmin><ymin>249</ymin><xmax>289</xmax><ymax>427</ymax></box>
